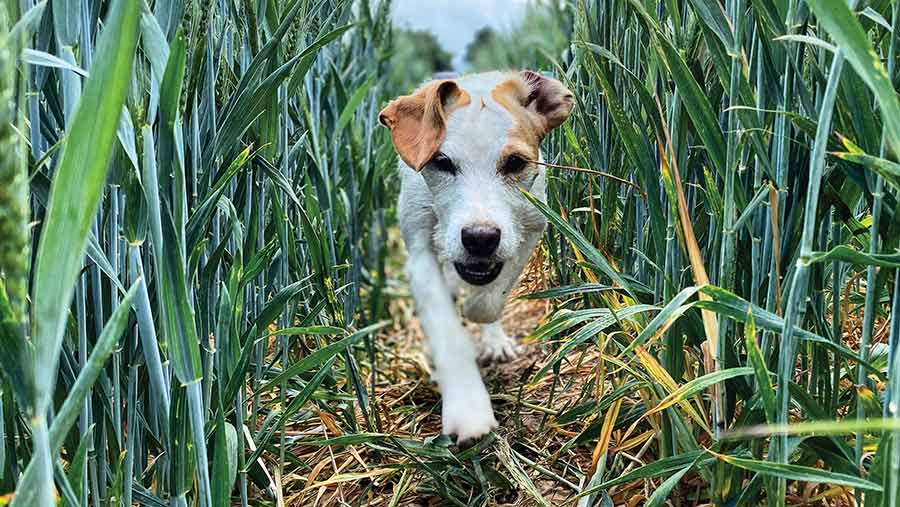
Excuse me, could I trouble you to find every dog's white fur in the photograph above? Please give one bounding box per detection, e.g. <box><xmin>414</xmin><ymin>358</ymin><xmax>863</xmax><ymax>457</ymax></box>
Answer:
<box><xmin>384</xmin><ymin>71</ymin><xmax>572</xmax><ymax>441</ymax></box>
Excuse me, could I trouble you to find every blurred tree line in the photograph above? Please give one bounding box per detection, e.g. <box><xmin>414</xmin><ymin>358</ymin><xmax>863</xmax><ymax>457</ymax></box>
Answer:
<box><xmin>464</xmin><ymin>1</ymin><xmax>571</xmax><ymax>72</ymax></box>
<box><xmin>387</xmin><ymin>0</ymin><xmax>571</xmax><ymax>93</ymax></box>
<box><xmin>387</xmin><ymin>28</ymin><xmax>453</xmax><ymax>92</ymax></box>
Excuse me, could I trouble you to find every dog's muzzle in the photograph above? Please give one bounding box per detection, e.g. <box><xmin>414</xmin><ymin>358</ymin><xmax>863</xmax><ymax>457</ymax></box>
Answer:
<box><xmin>454</xmin><ymin>260</ymin><xmax>504</xmax><ymax>285</ymax></box>
<box><xmin>455</xmin><ymin>223</ymin><xmax>504</xmax><ymax>284</ymax></box>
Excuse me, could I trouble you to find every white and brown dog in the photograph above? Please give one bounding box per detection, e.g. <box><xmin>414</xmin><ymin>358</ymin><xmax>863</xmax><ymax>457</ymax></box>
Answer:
<box><xmin>379</xmin><ymin>71</ymin><xmax>574</xmax><ymax>441</ymax></box>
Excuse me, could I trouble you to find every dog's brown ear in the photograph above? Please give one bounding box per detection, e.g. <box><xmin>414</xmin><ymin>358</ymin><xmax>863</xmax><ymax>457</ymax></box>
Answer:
<box><xmin>379</xmin><ymin>80</ymin><xmax>470</xmax><ymax>171</ymax></box>
<box><xmin>491</xmin><ymin>71</ymin><xmax>574</xmax><ymax>141</ymax></box>
<box><xmin>519</xmin><ymin>71</ymin><xmax>574</xmax><ymax>134</ymax></box>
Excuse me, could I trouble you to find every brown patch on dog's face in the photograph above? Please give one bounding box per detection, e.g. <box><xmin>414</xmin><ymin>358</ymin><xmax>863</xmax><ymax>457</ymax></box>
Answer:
<box><xmin>490</xmin><ymin>71</ymin><xmax>575</xmax><ymax>173</ymax></box>
<box><xmin>491</xmin><ymin>77</ymin><xmax>542</xmax><ymax>151</ymax></box>
<box><xmin>379</xmin><ymin>80</ymin><xmax>471</xmax><ymax>171</ymax></box>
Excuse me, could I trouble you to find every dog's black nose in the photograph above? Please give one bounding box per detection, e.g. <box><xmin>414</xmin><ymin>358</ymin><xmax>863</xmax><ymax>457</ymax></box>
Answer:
<box><xmin>461</xmin><ymin>225</ymin><xmax>501</xmax><ymax>257</ymax></box>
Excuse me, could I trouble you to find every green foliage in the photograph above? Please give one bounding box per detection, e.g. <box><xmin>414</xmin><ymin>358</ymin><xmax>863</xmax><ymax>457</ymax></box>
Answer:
<box><xmin>522</xmin><ymin>0</ymin><xmax>900</xmax><ymax>504</ymax></box>
<box><xmin>0</xmin><ymin>0</ymin><xmax>396</xmax><ymax>504</ymax></box>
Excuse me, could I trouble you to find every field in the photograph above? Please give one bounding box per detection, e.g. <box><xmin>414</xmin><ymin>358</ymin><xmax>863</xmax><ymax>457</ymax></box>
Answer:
<box><xmin>0</xmin><ymin>0</ymin><xmax>899</xmax><ymax>506</ymax></box>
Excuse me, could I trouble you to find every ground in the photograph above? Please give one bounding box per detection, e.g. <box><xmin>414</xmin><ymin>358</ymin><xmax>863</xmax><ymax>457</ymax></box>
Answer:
<box><xmin>264</xmin><ymin>241</ymin><xmax>628</xmax><ymax>506</ymax></box>
<box><xmin>261</xmin><ymin>238</ymin><xmax>889</xmax><ymax>506</ymax></box>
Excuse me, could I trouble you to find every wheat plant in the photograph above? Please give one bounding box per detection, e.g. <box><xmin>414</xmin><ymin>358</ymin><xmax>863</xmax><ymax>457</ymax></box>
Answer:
<box><xmin>0</xmin><ymin>0</ymin><xmax>394</xmax><ymax>504</ymax></box>
<box><xmin>521</xmin><ymin>0</ymin><xmax>900</xmax><ymax>505</ymax></box>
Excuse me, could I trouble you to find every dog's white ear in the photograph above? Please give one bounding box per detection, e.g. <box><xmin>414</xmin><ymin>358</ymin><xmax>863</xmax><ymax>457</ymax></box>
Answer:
<box><xmin>519</xmin><ymin>71</ymin><xmax>575</xmax><ymax>134</ymax></box>
<box><xmin>379</xmin><ymin>80</ymin><xmax>470</xmax><ymax>171</ymax></box>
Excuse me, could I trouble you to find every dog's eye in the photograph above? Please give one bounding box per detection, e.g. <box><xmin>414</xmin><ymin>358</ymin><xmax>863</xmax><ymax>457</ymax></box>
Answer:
<box><xmin>502</xmin><ymin>154</ymin><xmax>528</xmax><ymax>174</ymax></box>
<box><xmin>429</xmin><ymin>152</ymin><xmax>457</xmax><ymax>174</ymax></box>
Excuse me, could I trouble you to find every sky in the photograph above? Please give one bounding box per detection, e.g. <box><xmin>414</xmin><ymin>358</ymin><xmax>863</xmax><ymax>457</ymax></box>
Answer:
<box><xmin>391</xmin><ymin>0</ymin><xmax>529</xmax><ymax>69</ymax></box>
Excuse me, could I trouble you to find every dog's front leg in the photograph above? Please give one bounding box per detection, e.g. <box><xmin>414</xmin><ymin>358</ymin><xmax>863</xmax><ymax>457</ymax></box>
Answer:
<box><xmin>479</xmin><ymin>321</ymin><xmax>520</xmax><ymax>362</ymax></box>
<box><xmin>406</xmin><ymin>252</ymin><xmax>497</xmax><ymax>441</ymax></box>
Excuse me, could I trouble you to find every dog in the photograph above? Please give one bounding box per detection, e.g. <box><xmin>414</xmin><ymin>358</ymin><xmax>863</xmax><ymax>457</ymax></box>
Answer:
<box><xmin>379</xmin><ymin>71</ymin><xmax>574</xmax><ymax>441</ymax></box>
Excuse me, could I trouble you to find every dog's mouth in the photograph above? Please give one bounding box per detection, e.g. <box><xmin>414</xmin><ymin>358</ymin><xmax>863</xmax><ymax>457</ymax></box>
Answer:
<box><xmin>454</xmin><ymin>260</ymin><xmax>504</xmax><ymax>286</ymax></box>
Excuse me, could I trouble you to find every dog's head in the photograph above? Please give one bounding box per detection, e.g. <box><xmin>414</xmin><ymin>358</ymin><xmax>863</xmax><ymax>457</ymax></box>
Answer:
<box><xmin>380</xmin><ymin>71</ymin><xmax>574</xmax><ymax>286</ymax></box>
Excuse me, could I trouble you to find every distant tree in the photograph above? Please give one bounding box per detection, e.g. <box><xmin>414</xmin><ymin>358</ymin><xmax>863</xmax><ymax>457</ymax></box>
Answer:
<box><xmin>388</xmin><ymin>27</ymin><xmax>453</xmax><ymax>92</ymax></box>
<box><xmin>402</xmin><ymin>28</ymin><xmax>453</xmax><ymax>72</ymax></box>
<box><xmin>463</xmin><ymin>1</ymin><xmax>572</xmax><ymax>72</ymax></box>
<box><xmin>464</xmin><ymin>27</ymin><xmax>498</xmax><ymax>66</ymax></box>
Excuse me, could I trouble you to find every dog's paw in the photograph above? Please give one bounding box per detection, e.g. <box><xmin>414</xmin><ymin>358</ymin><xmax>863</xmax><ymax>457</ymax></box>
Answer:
<box><xmin>441</xmin><ymin>382</ymin><xmax>497</xmax><ymax>442</ymax></box>
<box><xmin>478</xmin><ymin>326</ymin><xmax>521</xmax><ymax>363</ymax></box>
